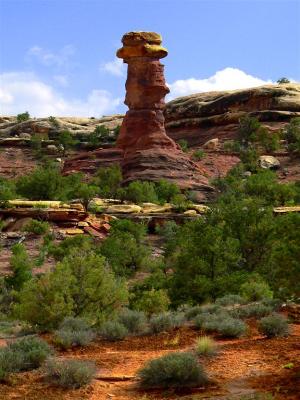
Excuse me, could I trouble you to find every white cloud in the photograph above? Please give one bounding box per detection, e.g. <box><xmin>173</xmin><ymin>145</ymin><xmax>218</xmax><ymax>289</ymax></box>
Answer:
<box><xmin>0</xmin><ymin>72</ymin><xmax>121</xmax><ymax>117</ymax></box>
<box><xmin>27</xmin><ymin>45</ymin><xmax>75</xmax><ymax>68</ymax></box>
<box><xmin>101</xmin><ymin>58</ymin><xmax>125</xmax><ymax>77</ymax></box>
<box><xmin>168</xmin><ymin>67</ymin><xmax>273</xmax><ymax>99</ymax></box>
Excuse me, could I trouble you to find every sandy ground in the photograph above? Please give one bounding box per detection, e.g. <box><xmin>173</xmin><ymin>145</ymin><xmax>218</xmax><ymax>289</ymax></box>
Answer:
<box><xmin>0</xmin><ymin>323</ymin><xmax>299</xmax><ymax>400</ymax></box>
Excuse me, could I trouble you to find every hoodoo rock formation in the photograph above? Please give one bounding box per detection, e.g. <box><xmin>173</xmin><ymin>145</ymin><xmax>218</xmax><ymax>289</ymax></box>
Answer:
<box><xmin>116</xmin><ymin>31</ymin><xmax>213</xmax><ymax>199</ymax></box>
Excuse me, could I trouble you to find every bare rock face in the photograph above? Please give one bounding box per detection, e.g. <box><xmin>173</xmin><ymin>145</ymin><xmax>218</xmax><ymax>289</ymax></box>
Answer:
<box><xmin>116</xmin><ymin>31</ymin><xmax>213</xmax><ymax>199</ymax></box>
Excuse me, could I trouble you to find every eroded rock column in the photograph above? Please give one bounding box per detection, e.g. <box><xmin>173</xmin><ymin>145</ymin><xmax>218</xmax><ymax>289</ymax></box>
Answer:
<box><xmin>116</xmin><ymin>31</ymin><xmax>214</xmax><ymax>200</ymax></box>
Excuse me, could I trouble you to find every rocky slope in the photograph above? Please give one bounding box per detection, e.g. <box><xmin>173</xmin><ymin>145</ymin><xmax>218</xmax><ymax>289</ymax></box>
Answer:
<box><xmin>165</xmin><ymin>83</ymin><xmax>300</xmax><ymax>145</ymax></box>
<box><xmin>0</xmin><ymin>83</ymin><xmax>299</xmax><ymax>183</ymax></box>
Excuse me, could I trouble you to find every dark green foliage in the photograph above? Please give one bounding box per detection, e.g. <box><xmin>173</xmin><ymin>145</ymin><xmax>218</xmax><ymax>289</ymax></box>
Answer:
<box><xmin>17</xmin><ymin>111</ymin><xmax>30</xmax><ymax>123</ymax></box>
<box><xmin>87</xmin><ymin>125</ymin><xmax>111</xmax><ymax>147</ymax></box>
<box><xmin>101</xmin><ymin>229</ymin><xmax>150</xmax><ymax>276</ymax></box>
<box><xmin>121</xmin><ymin>180</ymin><xmax>158</xmax><ymax>204</ymax></box>
<box><xmin>0</xmin><ymin>177</ymin><xmax>16</xmax><ymax>201</ymax></box>
<box><xmin>48</xmin><ymin>116</ymin><xmax>60</xmax><ymax>128</ymax></box>
<box><xmin>132</xmin><ymin>289</ymin><xmax>170</xmax><ymax>315</ymax></box>
<box><xmin>76</xmin><ymin>183</ymin><xmax>98</xmax><ymax>210</ymax></box>
<box><xmin>44</xmin><ymin>358</ymin><xmax>96</xmax><ymax>388</ymax></box>
<box><xmin>57</xmin><ymin>130</ymin><xmax>78</xmax><ymax>155</ymax></box>
<box><xmin>100</xmin><ymin>320</ymin><xmax>128</xmax><ymax>341</ymax></box>
<box><xmin>6</xmin><ymin>244</ymin><xmax>32</xmax><ymax>291</ymax></box>
<box><xmin>149</xmin><ymin>313</ymin><xmax>173</xmax><ymax>334</ymax></box>
<box><xmin>23</xmin><ymin>219</ymin><xmax>50</xmax><ymax>235</ymax></box>
<box><xmin>16</xmin><ymin>163</ymin><xmax>83</xmax><ymax>201</ymax></box>
<box><xmin>277</xmin><ymin>77</ymin><xmax>290</xmax><ymax>84</ymax></box>
<box><xmin>284</xmin><ymin>117</ymin><xmax>300</xmax><ymax>153</ymax></box>
<box><xmin>118</xmin><ymin>309</ymin><xmax>147</xmax><ymax>335</ymax></box>
<box><xmin>47</xmin><ymin>235</ymin><xmax>93</xmax><ymax>261</ymax></box>
<box><xmin>155</xmin><ymin>179</ymin><xmax>181</xmax><ymax>203</ymax></box>
<box><xmin>109</xmin><ymin>219</ymin><xmax>147</xmax><ymax>242</ymax></box>
<box><xmin>138</xmin><ymin>351</ymin><xmax>207</xmax><ymax>388</ymax></box>
<box><xmin>258</xmin><ymin>313</ymin><xmax>289</xmax><ymax>338</ymax></box>
<box><xmin>238</xmin><ymin>116</ymin><xmax>261</xmax><ymax>149</ymax></box>
<box><xmin>15</xmin><ymin>249</ymin><xmax>128</xmax><ymax>330</ymax></box>
<box><xmin>178</xmin><ymin>139</ymin><xmax>189</xmax><ymax>152</ymax></box>
<box><xmin>54</xmin><ymin>317</ymin><xmax>95</xmax><ymax>349</ymax></box>
<box><xmin>92</xmin><ymin>165</ymin><xmax>122</xmax><ymax>198</ymax></box>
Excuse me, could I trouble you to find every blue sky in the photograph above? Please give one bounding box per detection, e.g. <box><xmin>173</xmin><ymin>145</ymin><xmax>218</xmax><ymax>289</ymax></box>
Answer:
<box><xmin>0</xmin><ymin>0</ymin><xmax>299</xmax><ymax>117</ymax></box>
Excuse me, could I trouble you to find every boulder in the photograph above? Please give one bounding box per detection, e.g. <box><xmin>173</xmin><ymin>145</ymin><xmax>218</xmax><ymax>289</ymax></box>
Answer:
<box><xmin>259</xmin><ymin>155</ymin><xmax>280</xmax><ymax>169</ymax></box>
<box><xmin>19</xmin><ymin>132</ymin><xmax>31</xmax><ymax>139</ymax></box>
<box><xmin>141</xmin><ymin>203</ymin><xmax>172</xmax><ymax>213</ymax></box>
<box><xmin>46</xmin><ymin>144</ymin><xmax>59</xmax><ymax>155</ymax></box>
<box><xmin>203</xmin><ymin>138</ymin><xmax>219</xmax><ymax>150</ymax></box>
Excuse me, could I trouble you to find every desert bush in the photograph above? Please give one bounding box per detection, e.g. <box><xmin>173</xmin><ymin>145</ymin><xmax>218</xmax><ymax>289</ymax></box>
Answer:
<box><xmin>5</xmin><ymin>244</ymin><xmax>32</xmax><ymax>291</ymax></box>
<box><xmin>149</xmin><ymin>313</ymin><xmax>174</xmax><ymax>334</ymax></box>
<box><xmin>195</xmin><ymin>336</ymin><xmax>217</xmax><ymax>357</ymax></box>
<box><xmin>17</xmin><ymin>111</ymin><xmax>30</xmax><ymax>123</ymax></box>
<box><xmin>118</xmin><ymin>309</ymin><xmax>147</xmax><ymax>335</ymax></box>
<box><xmin>216</xmin><ymin>317</ymin><xmax>247</xmax><ymax>338</ymax></box>
<box><xmin>170</xmin><ymin>312</ymin><xmax>186</xmax><ymax>328</ymax></box>
<box><xmin>0</xmin><ymin>347</ymin><xmax>24</xmax><ymax>381</ymax></box>
<box><xmin>240</xmin><ymin>278</ymin><xmax>273</xmax><ymax>302</ymax></box>
<box><xmin>6</xmin><ymin>336</ymin><xmax>51</xmax><ymax>371</ymax></box>
<box><xmin>23</xmin><ymin>219</ymin><xmax>50</xmax><ymax>235</ymax></box>
<box><xmin>132</xmin><ymin>288</ymin><xmax>170</xmax><ymax>316</ymax></box>
<box><xmin>277</xmin><ymin>77</ymin><xmax>290</xmax><ymax>84</ymax></box>
<box><xmin>100</xmin><ymin>320</ymin><xmax>128</xmax><ymax>341</ymax></box>
<box><xmin>185</xmin><ymin>306</ymin><xmax>203</xmax><ymax>320</ymax></box>
<box><xmin>155</xmin><ymin>179</ymin><xmax>181</xmax><ymax>203</ymax></box>
<box><xmin>178</xmin><ymin>139</ymin><xmax>189</xmax><ymax>152</ymax></box>
<box><xmin>193</xmin><ymin>149</ymin><xmax>205</xmax><ymax>160</ymax></box>
<box><xmin>15</xmin><ymin>249</ymin><xmax>128</xmax><ymax>330</ymax></box>
<box><xmin>215</xmin><ymin>294</ymin><xmax>246</xmax><ymax>306</ymax></box>
<box><xmin>0</xmin><ymin>177</ymin><xmax>16</xmax><ymax>201</ymax></box>
<box><xmin>230</xmin><ymin>303</ymin><xmax>273</xmax><ymax>319</ymax></box>
<box><xmin>54</xmin><ymin>317</ymin><xmax>95</xmax><ymax>349</ymax></box>
<box><xmin>258</xmin><ymin>313</ymin><xmax>289</xmax><ymax>338</ymax></box>
<box><xmin>92</xmin><ymin>165</ymin><xmax>122</xmax><ymax>198</ymax></box>
<box><xmin>121</xmin><ymin>180</ymin><xmax>158</xmax><ymax>204</ymax></box>
<box><xmin>44</xmin><ymin>358</ymin><xmax>96</xmax><ymax>388</ymax></box>
<box><xmin>284</xmin><ymin>117</ymin><xmax>300</xmax><ymax>153</ymax></box>
<box><xmin>138</xmin><ymin>351</ymin><xmax>207</xmax><ymax>388</ymax></box>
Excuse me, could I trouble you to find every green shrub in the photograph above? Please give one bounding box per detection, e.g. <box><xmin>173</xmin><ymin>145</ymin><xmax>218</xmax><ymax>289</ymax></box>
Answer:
<box><xmin>195</xmin><ymin>336</ymin><xmax>217</xmax><ymax>357</ymax></box>
<box><xmin>178</xmin><ymin>139</ymin><xmax>189</xmax><ymax>152</ymax></box>
<box><xmin>17</xmin><ymin>111</ymin><xmax>30</xmax><ymax>123</ymax></box>
<box><xmin>54</xmin><ymin>317</ymin><xmax>95</xmax><ymax>349</ymax></box>
<box><xmin>138</xmin><ymin>352</ymin><xmax>207</xmax><ymax>388</ymax></box>
<box><xmin>193</xmin><ymin>149</ymin><xmax>205</xmax><ymax>160</ymax></box>
<box><xmin>284</xmin><ymin>117</ymin><xmax>300</xmax><ymax>153</ymax></box>
<box><xmin>258</xmin><ymin>313</ymin><xmax>289</xmax><ymax>338</ymax></box>
<box><xmin>215</xmin><ymin>294</ymin><xmax>246</xmax><ymax>306</ymax></box>
<box><xmin>216</xmin><ymin>317</ymin><xmax>247</xmax><ymax>338</ymax></box>
<box><xmin>132</xmin><ymin>289</ymin><xmax>170</xmax><ymax>316</ymax></box>
<box><xmin>118</xmin><ymin>309</ymin><xmax>147</xmax><ymax>335</ymax></box>
<box><xmin>171</xmin><ymin>312</ymin><xmax>186</xmax><ymax>328</ymax></box>
<box><xmin>92</xmin><ymin>165</ymin><xmax>122</xmax><ymax>198</ymax></box>
<box><xmin>121</xmin><ymin>181</ymin><xmax>158</xmax><ymax>204</ymax></box>
<box><xmin>240</xmin><ymin>278</ymin><xmax>273</xmax><ymax>302</ymax></box>
<box><xmin>7</xmin><ymin>336</ymin><xmax>51</xmax><ymax>370</ymax></box>
<box><xmin>0</xmin><ymin>347</ymin><xmax>24</xmax><ymax>381</ymax></box>
<box><xmin>149</xmin><ymin>313</ymin><xmax>173</xmax><ymax>334</ymax></box>
<box><xmin>0</xmin><ymin>177</ymin><xmax>16</xmax><ymax>200</ymax></box>
<box><xmin>100</xmin><ymin>321</ymin><xmax>128</xmax><ymax>341</ymax></box>
<box><xmin>15</xmin><ymin>249</ymin><xmax>128</xmax><ymax>330</ymax></box>
<box><xmin>44</xmin><ymin>358</ymin><xmax>96</xmax><ymax>388</ymax></box>
<box><xmin>23</xmin><ymin>219</ymin><xmax>50</xmax><ymax>235</ymax></box>
<box><xmin>5</xmin><ymin>244</ymin><xmax>32</xmax><ymax>290</ymax></box>
<box><xmin>155</xmin><ymin>179</ymin><xmax>181</xmax><ymax>203</ymax></box>
<box><xmin>277</xmin><ymin>77</ymin><xmax>290</xmax><ymax>84</ymax></box>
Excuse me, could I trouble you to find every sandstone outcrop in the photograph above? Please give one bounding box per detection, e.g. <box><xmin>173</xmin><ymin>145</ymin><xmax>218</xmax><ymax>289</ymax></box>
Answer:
<box><xmin>165</xmin><ymin>83</ymin><xmax>300</xmax><ymax>146</ymax></box>
<box><xmin>115</xmin><ymin>31</ymin><xmax>213</xmax><ymax>200</ymax></box>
